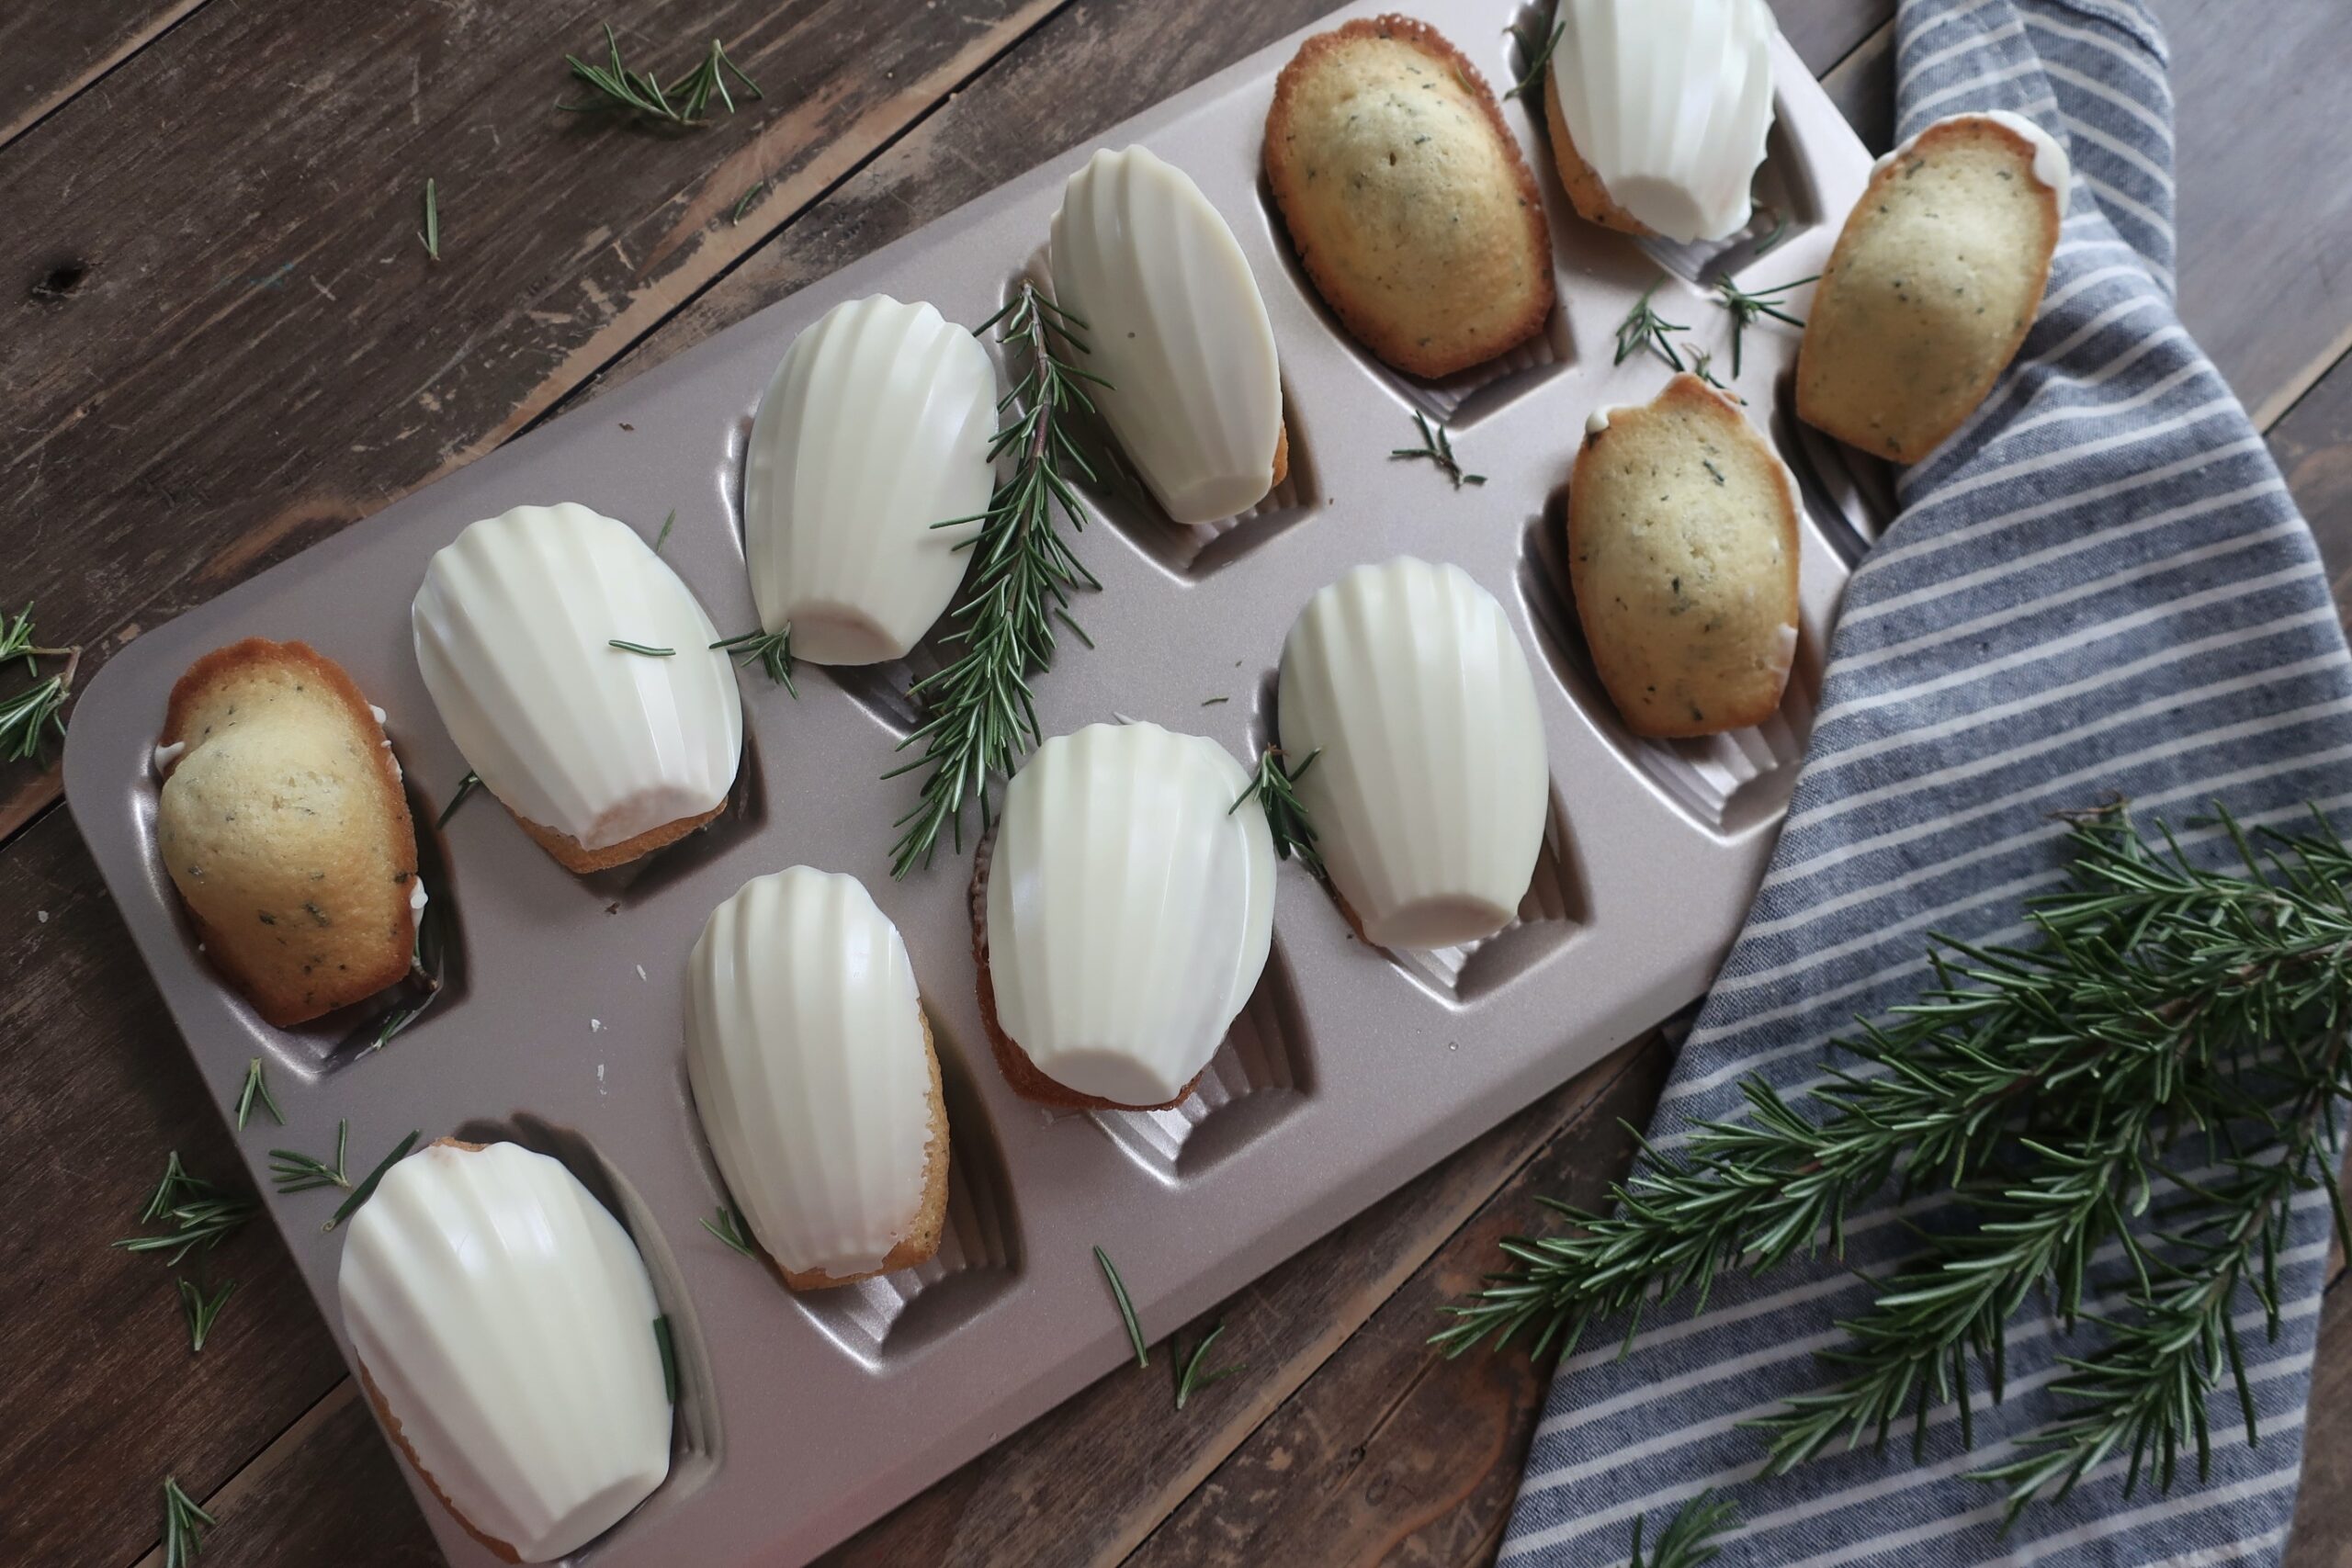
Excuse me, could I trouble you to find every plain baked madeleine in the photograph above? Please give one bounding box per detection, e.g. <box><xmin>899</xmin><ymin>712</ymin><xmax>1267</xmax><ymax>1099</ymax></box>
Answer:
<box><xmin>1570</xmin><ymin>375</ymin><xmax>1801</xmax><ymax>739</ymax></box>
<box><xmin>156</xmin><ymin>638</ymin><xmax>419</xmax><ymax>1026</ymax></box>
<box><xmin>1797</xmin><ymin>111</ymin><xmax>2069</xmax><ymax>463</ymax></box>
<box><xmin>1265</xmin><ymin>15</ymin><xmax>1555</xmax><ymax>378</ymax></box>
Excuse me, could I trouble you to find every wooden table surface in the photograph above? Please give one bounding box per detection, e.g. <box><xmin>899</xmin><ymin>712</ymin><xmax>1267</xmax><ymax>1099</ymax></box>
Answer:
<box><xmin>6</xmin><ymin>2</ymin><xmax>2351</xmax><ymax>1563</ymax></box>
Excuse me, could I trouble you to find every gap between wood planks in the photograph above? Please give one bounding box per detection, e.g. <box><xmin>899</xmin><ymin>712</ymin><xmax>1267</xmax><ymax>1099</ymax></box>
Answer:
<box><xmin>0</xmin><ymin>0</ymin><xmax>1080</xmax><ymax>855</ymax></box>
<box><xmin>0</xmin><ymin>0</ymin><xmax>212</xmax><ymax>152</ymax></box>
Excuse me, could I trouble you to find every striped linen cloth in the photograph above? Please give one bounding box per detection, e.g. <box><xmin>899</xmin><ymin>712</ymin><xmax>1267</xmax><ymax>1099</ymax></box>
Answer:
<box><xmin>1500</xmin><ymin>2</ymin><xmax>2352</xmax><ymax>1563</ymax></box>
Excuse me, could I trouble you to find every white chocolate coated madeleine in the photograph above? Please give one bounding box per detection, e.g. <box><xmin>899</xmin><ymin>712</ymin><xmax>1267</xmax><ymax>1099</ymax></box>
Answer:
<box><xmin>685</xmin><ymin>867</ymin><xmax>947</xmax><ymax>1289</ymax></box>
<box><xmin>337</xmin><ymin>1140</ymin><xmax>671</xmax><ymax>1562</ymax></box>
<box><xmin>412</xmin><ymin>502</ymin><xmax>742</xmax><ymax>871</ymax></box>
<box><xmin>1544</xmin><ymin>0</ymin><xmax>1779</xmax><ymax>243</ymax></box>
<box><xmin>984</xmin><ymin>722</ymin><xmax>1275</xmax><ymax>1109</ymax></box>
<box><xmin>743</xmin><ymin>296</ymin><xmax>997</xmax><ymax>666</ymax></box>
<box><xmin>1048</xmin><ymin>146</ymin><xmax>1283</xmax><ymax>525</ymax></box>
<box><xmin>1278</xmin><ymin>558</ymin><xmax>1549</xmax><ymax>949</ymax></box>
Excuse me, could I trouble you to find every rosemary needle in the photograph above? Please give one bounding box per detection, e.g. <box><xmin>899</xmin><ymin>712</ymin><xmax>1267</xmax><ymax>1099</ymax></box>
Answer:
<box><xmin>0</xmin><ymin>604</ymin><xmax>81</xmax><ymax>762</ymax></box>
<box><xmin>1713</xmin><ymin>274</ymin><xmax>1815</xmax><ymax>378</ymax></box>
<box><xmin>729</xmin><ymin>180</ymin><xmax>769</xmax><ymax>226</ymax></box>
<box><xmin>435</xmin><ymin>770</ymin><xmax>481</xmax><ymax>831</ymax></box>
<box><xmin>1390</xmin><ymin>411</ymin><xmax>1485</xmax><ymax>490</ymax></box>
<box><xmin>1094</xmin><ymin>1245</ymin><xmax>1148</xmax><ymax>1369</ymax></box>
<box><xmin>1173</xmin><ymin>1323</ymin><xmax>1246</xmax><ymax>1410</ymax></box>
<box><xmin>1503</xmin><ymin>15</ymin><xmax>1564</xmax><ymax>101</ymax></box>
<box><xmin>608</xmin><ymin>638</ymin><xmax>676</xmax><ymax>657</ymax></box>
<box><xmin>324</xmin><ymin>1130</ymin><xmax>418</xmax><ymax>1232</ymax></box>
<box><xmin>652</xmin><ymin>508</ymin><xmax>676</xmax><ymax>553</ymax></box>
<box><xmin>1626</xmin><ymin>1490</ymin><xmax>1736</xmax><ymax>1568</ymax></box>
<box><xmin>709</xmin><ymin>628</ymin><xmax>797</xmax><ymax>695</ymax></box>
<box><xmin>701</xmin><ymin>1203</ymin><xmax>757</xmax><ymax>1258</ymax></box>
<box><xmin>268</xmin><ymin>1120</ymin><xmax>351</xmax><ymax>1193</ymax></box>
<box><xmin>233</xmin><ymin>1057</ymin><xmax>284</xmax><ymax>1131</ymax></box>
<box><xmin>1614</xmin><ymin>284</ymin><xmax>1690</xmax><ymax>372</ymax></box>
<box><xmin>1232</xmin><ymin>748</ymin><xmax>1323</xmax><ymax>875</ymax></box>
<box><xmin>162</xmin><ymin>1475</ymin><xmax>216</xmax><ymax>1568</ymax></box>
<box><xmin>419</xmin><ymin>178</ymin><xmax>441</xmax><ymax>262</ymax></box>
<box><xmin>653</xmin><ymin>1314</ymin><xmax>678</xmax><ymax>1403</ymax></box>
<box><xmin>178</xmin><ymin>1278</ymin><xmax>234</xmax><ymax>1353</ymax></box>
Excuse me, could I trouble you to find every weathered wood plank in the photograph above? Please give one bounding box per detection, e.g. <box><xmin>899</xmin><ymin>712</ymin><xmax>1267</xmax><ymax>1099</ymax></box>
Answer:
<box><xmin>2272</xmin><ymin>355</ymin><xmax>2352</xmax><ymax>602</ymax></box>
<box><xmin>2151</xmin><ymin>0</ymin><xmax>2352</xmax><ymax>425</ymax></box>
<box><xmin>0</xmin><ymin>809</ymin><xmax>354</xmax><ymax>1568</ymax></box>
<box><xmin>1121</xmin><ymin>1056</ymin><xmax>1667</xmax><ymax>1568</ymax></box>
<box><xmin>1776</xmin><ymin>0</ymin><xmax>1897</xmax><ymax>75</ymax></box>
<box><xmin>820</xmin><ymin>1038</ymin><xmax>1669</xmax><ymax>1567</ymax></box>
<box><xmin>2282</xmin><ymin>1273</ymin><xmax>2352</xmax><ymax>1568</ymax></box>
<box><xmin>0</xmin><ymin>0</ymin><xmax>1066</xmax><ymax>820</ymax></box>
<box><xmin>0</xmin><ymin>1</ymin><xmax>207</xmax><ymax>150</ymax></box>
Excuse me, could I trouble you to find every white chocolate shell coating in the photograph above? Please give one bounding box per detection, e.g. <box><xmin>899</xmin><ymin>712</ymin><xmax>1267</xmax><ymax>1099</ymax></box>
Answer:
<box><xmin>412</xmin><ymin>503</ymin><xmax>743</xmax><ymax>852</ymax></box>
<box><xmin>337</xmin><ymin>1141</ymin><xmax>671</xmax><ymax>1562</ymax></box>
<box><xmin>1048</xmin><ymin>146</ymin><xmax>1283</xmax><ymax>525</ymax></box>
<box><xmin>988</xmin><ymin>722</ymin><xmax>1275</xmax><ymax>1105</ymax></box>
<box><xmin>743</xmin><ymin>296</ymin><xmax>997</xmax><ymax>666</ymax></box>
<box><xmin>1874</xmin><ymin>109</ymin><xmax>2074</xmax><ymax>212</ymax></box>
<box><xmin>1547</xmin><ymin>0</ymin><xmax>1780</xmax><ymax>243</ymax></box>
<box><xmin>685</xmin><ymin>866</ymin><xmax>936</xmax><ymax>1279</ymax></box>
<box><xmin>1278</xmin><ymin>558</ymin><xmax>1550</xmax><ymax>949</ymax></box>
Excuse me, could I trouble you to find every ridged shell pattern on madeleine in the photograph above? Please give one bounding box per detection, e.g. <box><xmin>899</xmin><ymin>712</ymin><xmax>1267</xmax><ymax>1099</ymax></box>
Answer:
<box><xmin>987</xmin><ymin>721</ymin><xmax>1275</xmax><ymax>1109</ymax></box>
<box><xmin>338</xmin><ymin>1140</ymin><xmax>671</xmax><ymax>1563</ymax></box>
<box><xmin>743</xmin><ymin>295</ymin><xmax>997</xmax><ymax>666</ymax></box>
<box><xmin>413</xmin><ymin>502</ymin><xmax>743</xmax><ymax>864</ymax></box>
<box><xmin>1279</xmin><ymin>558</ymin><xmax>1549</xmax><ymax>950</ymax></box>
<box><xmin>685</xmin><ymin>867</ymin><xmax>944</xmax><ymax>1287</ymax></box>
<box><xmin>1544</xmin><ymin>0</ymin><xmax>1779</xmax><ymax>243</ymax></box>
<box><xmin>1048</xmin><ymin>146</ymin><xmax>1283</xmax><ymax>525</ymax></box>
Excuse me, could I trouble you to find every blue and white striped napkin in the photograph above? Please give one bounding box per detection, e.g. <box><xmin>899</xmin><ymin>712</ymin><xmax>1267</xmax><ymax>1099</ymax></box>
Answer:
<box><xmin>1502</xmin><ymin>2</ymin><xmax>2352</xmax><ymax>1562</ymax></box>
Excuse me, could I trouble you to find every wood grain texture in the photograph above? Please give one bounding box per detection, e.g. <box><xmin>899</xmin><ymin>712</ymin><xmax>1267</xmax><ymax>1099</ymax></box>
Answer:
<box><xmin>2285</xmin><ymin>1274</ymin><xmax>2352</xmax><ymax>1568</ymax></box>
<box><xmin>6</xmin><ymin>0</ymin><xmax>2352</xmax><ymax>1565</ymax></box>
<box><xmin>2274</xmin><ymin>356</ymin><xmax>2352</xmax><ymax>608</ymax></box>
<box><xmin>0</xmin><ymin>0</ymin><xmax>1064</xmax><ymax>821</ymax></box>
<box><xmin>0</xmin><ymin>0</ymin><xmax>207</xmax><ymax>149</ymax></box>
<box><xmin>820</xmin><ymin>1036</ymin><xmax>1670</xmax><ymax>1567</ymax></box>
<box><xmin>1124</xmin><ymin>1047</ymin><xmax>1670</xmax><ymax>1568</ymax></box>
<box><xmin>0</xmin><ymin>809</ymin><xmax>352</xmax><ymax>1568</ymax></box>
<box><xmin>2151</xmin><ymin>0</ymin><xmax>2352</xmax><ymax>425</ymax></box>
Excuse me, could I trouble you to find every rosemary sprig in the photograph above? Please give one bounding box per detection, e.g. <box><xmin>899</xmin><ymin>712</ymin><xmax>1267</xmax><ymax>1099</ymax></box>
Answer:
<box><xmin>608</xmin><ymin>638</ymin><xmax>676</xmax><ymax>657</ymax></box>
<box><xmin>162</xmin><ymin>1475</ymin><xmax>216</xmax><ymax>1567</ymax></box>
<box><xmin>324</xmin><ymin>1130</ymin><xmax>419</xmax><ymax>1232</ymax></box>
<box><xmin>709</xmin><ymin>628</ymin><xmax>797</xmax><ymax>695</ymax></box>
<box><xmin>1442</xmin><ymin>805</ymin><xmax>2352</xmax><ymax>1522</ymax></box>
<box><xmin>701</xmin><ymin>1202</ymin><xmax>757</xmax><ymax>1258</ymax></box>
<box><xmin>885</xmin><ymin>284</ymin><xmax>1103</xmax><ymax>877</ymax></box>
<box><xmin>178</xmin><ymin>1278</ymin><xmax>234</xmax><ymax>1353</ymax></box>
<box><xmin>119</xmin><ymin>1154</ymin><xmax>254</xmax><ymax>1267</ymax></box>
<box><xmin>1713</xmin><ymin>275</ymin><xmax>1815</xmax><ymax>378</ymax></box>
<box><xmin>1095</xmin><ymin>1244</ymin><xmax>1148</xmax><ymax>1369</ymax></box>
<box><xmin>561</xmin><ymin>26</ymin><xmax>763</xmax><ymax>128</ymax></box>
<box><xmin>234</xmin><ymin>1057</ymin><xmax>284</xmax><ymax>1131</ymax></box>
<box><xmin>1504</xmin><ymin>11</ymin><xmax>1564</xmax><ymax>102</ymax></box>
<box><xmin>435</xmin><ymin>770</ymin><xmax>481</xmax><ymax>830</ymax></box>
<box><xmin>1613</xmin><ymin>284</ymin><xmax>1689</xmax><ymax>373</ymax></box>
<box><xmin>654</xmin><ymin>1314</ymin><xmax>678</xmax><ymax>1403</ymax></box>
<box><xmin>1173</xmin><ymin>1322</ymin><xmax>1246</xmax><ymax>1410</ymax></box>
<box><xmin>1625</xmin><ymin>1490</ymin><xmax>1736</xmax><ymax>1568</ymax></box>
<box><xmin>1390</xmin><ymin>411</ymin><xmax>1486</xmax><ymax>490</ymax></box>
<box><xmin>419</xmin><ymin>178</ymin><xmax>440</xmax><ymax>262</ymax></box>
<box><xmin>0</xmin><ymin>604</ymin><xmax>81</xmax><ymax>762</ymax></box>
<box><xmin>1232</xmin><ymin>747</ymin><xmax>1323</xmax><ymax>875</ymax></box>
<box><xmin>268</xmin><ymin>1120</ymin><xmax>351</xmax><ymax>1193</ymax></box>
